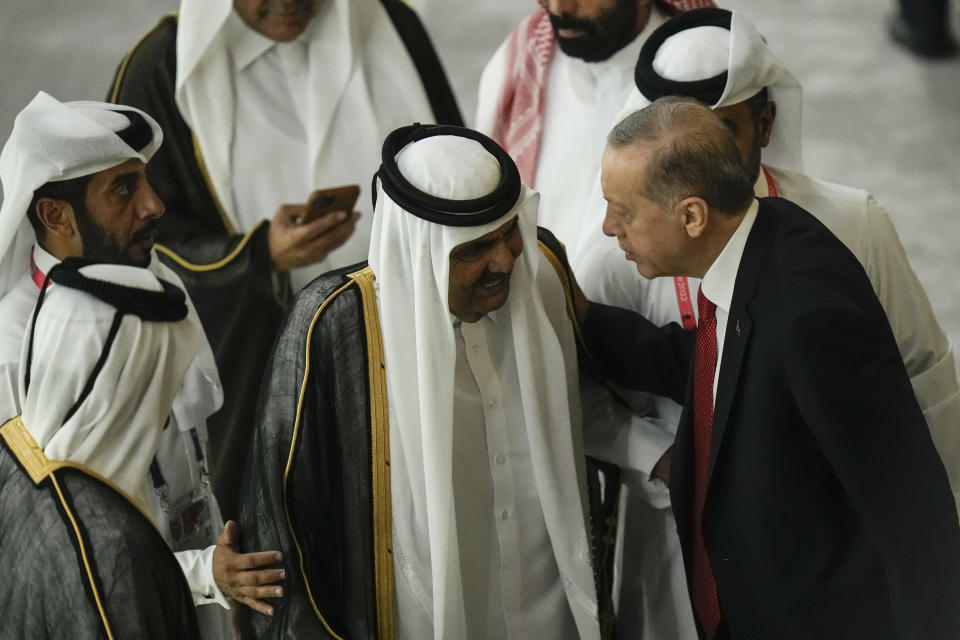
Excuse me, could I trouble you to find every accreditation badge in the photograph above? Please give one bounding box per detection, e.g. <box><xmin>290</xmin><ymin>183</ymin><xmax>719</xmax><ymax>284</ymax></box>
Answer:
<box><xmin>168</xmin><ymin>483</ymin><xmax>216</xmax><ymax>552</ymax></box>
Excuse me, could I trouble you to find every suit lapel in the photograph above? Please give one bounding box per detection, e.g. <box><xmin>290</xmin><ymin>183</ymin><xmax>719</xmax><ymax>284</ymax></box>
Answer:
<box><xmin>706</xmin><ymin>201</ymin><xmax>777</xmax><ymax>486</ymax></box>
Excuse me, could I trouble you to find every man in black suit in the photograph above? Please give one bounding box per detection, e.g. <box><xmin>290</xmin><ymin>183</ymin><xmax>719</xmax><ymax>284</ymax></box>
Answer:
<box><xmin>594</xmin><ymin>95</ymin><xmax>960</xmax><ymax>639</ymax></box>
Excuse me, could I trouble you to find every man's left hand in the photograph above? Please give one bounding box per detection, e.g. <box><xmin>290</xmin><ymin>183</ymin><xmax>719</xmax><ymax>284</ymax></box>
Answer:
<box><xmin>213</xmin><ymin>520</ymin><xmax>285</xmax><ymax>616</ymax></box>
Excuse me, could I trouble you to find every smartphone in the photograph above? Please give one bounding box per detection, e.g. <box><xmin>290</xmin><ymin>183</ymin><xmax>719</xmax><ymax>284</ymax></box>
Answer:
<box><xmin>301</xmin><ymin>184</ymin><xmax>360</xmax><ymax>224</ymax></box>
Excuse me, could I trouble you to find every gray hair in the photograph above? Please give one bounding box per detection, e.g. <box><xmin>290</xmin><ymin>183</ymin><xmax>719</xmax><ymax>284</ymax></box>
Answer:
<box><xmin>607</xmin><ymin>96</ymin><xmax>754</xmax><ymax>214</ymax></box>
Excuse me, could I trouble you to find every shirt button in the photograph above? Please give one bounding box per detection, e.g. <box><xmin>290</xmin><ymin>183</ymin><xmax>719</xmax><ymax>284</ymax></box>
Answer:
<box><xmin>471</xmin><ymin>344</ymin><xmax>480</xmax><ymax>354</ymax></box>
<box><xmin>500</xmin><ymin>509</ymin><xmax>510</xmax><ymax>521</ymax></box>
<box><xmin>494</xmin><ymin>454</ymin><xmax>505</xmax><ymax>465</ymax></box>
<box><xmin>487</xmin><ymin>398</ymin><xmax>498</xmax><ymax>408</ymax></box>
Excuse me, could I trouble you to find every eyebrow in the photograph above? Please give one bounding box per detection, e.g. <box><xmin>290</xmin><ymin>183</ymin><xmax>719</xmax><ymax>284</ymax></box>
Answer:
<box><xmin>452</xmin><ymin>217</ymin><xmax>520</xmax><ymax>257</ymax></box>
<box><xmin>108</xmin><ymin>171</ymin><xmax>141</xmax><ymax>193</ymax></box>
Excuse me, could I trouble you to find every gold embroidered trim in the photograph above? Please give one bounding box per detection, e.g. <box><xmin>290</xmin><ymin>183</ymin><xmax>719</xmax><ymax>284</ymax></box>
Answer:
<box><xmin>51</xmin><ymin>474</ymin><xmax>116</xmax><ymax>640</ymax></box>
<box><xmin>191</xmin><ymin>133</ymin><xmax>236</xmax><ymax>235</ymax></box>
<box><xmin>154</xmin><ymin>219</ymin><xmax>265</xmax><ymax>272</ymax></box>
<box><xmin>108</xmin><ymin>11</ymin><xmax>178</xmax><ymax>104</ymax></box>
<box><xmin>0</xmin><ymin>417</ymin><xmax>159</xmax><ymax>532</ymax></box>
<box><xmin>347</xmin><ymin>267</ymin><xmax>393</xmax><ymax>640</ymax></box>
<box><xmin>538</xmin><ymin>240</ymin><xmax>588</xmax><ymax>348</ymax></box>
<box><xmin>283</xmin><ymin>279</ymin><xmax>354</xmax><ymax>640</ymax></box>
<box><xmin>0</xmin><ymin>417</ymin><xmax>114</xmax><ymax>639</ymax></box>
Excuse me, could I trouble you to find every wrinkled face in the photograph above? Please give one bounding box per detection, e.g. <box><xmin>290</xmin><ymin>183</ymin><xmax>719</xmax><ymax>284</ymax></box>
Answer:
<box><xmin>233</xmin><ymin>0</ymin><xmax>320</xmax><ymax>42</ymax></box>
<box><xmin>447</xmin><ymin>217</ymin><xmax>524</xmax><ymax>323</ymax></box>
<box><xmin>79</xmin><ymin>159</ymin><xmax>165</xmax><ymax>267</ymax></box>
<box><xmin>600</xmin><ymin>144</ymin><xmax>687</xmax><ymax>279</ymax></box>
<box><xmin>541</xmin><ymin>0</ymin><xmax>643</xmax><ymax>62</ymax></box>
<box><xmin>714</xmin><ymin>100</ymin><xmax>773</xmax><ymax>184</ymax></box>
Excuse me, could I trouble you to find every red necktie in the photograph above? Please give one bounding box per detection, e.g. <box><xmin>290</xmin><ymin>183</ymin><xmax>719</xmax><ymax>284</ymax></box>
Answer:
<box><xmin>691</xmin><ymin>287</ymin><xmax>721</xmax><ymax>638</ymax></box>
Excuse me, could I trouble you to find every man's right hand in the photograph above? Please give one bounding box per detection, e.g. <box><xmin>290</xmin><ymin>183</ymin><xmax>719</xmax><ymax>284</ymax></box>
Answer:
<box><xmin>213</xmin><ymin>521</ymin><xmax>285</xmax><ymax>616</ymax></box>
<box><xmin>268</xmin><ymin>203</ymin><xmax>360</xmax><ymax>272</ymax></box>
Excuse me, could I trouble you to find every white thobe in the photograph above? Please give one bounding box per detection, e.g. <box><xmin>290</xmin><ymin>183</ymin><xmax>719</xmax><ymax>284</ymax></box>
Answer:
<box><xmin>475</xmin><ymin>8</ymin><xmax>667</xmax><ymax>248</ymax></box>
<box><xmin>393</xmin><ymin>311</ymin><xmax>577</xmax><ymax>639</ymax></box>
<box><xmin>228</xmin><ymin>15</ymin><xmax>316</xmax><ymax>290</ymax></box>
<box><xmin>190</xmin><ymin>2</ymin><xmax>435</xmax><ymax>292</ymax></box>
<box><xmin>0</xmin><ymin>246</ymin><xmax>228</xmax><ymax>611</ymax></box>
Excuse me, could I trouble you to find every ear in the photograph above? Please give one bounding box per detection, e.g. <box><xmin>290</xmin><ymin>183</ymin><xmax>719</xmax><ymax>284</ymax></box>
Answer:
<box><xmin>34</xmin><ymin>198</ymin><xmax>78</xmax><ymax>240</ymax></box>
<box><xmin>758</xmin><ymin>101</ymin><xmax>776</xmax><ymax>148</ymax></box>
<box><xmin>675</xmin><ymin>197</ymin><xmax>708</xmax><ymax>239</ymax></box>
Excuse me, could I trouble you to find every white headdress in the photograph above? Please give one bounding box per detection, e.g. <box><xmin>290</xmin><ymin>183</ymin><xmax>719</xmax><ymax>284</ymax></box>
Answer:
<box><xmin>617</xmin><ymin>7</ymin><xmax>803</xmax><ymax>173</ymax></box>
<box><xmin>572</xmin><ymin>8</ymin><xmax>804</xmax><ymax>265</ymax></box>
<box><xmin>370</xmin><ymin>124</ymin><xmax>598</xmax><ymax>639</ymax></box>
<box><xmin>20</xmin><ymin>262</ymin><xmax>200</xmax><ymax>513</ymax></box>
<box><xmin>0</xmin><ymin>92</ymin><xmax>162</xmax><ymax>299</ymax></box>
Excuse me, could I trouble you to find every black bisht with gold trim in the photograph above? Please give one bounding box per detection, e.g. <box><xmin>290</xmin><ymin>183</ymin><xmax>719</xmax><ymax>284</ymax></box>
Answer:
<box><xmin>0</xmin><ymin>418</ymin><xmax>200</xmax><ymax>640</ymax></box>
<box><xmin>234</xmin><ymin>231</ymin><xmax>622</xmax><ymax>639</ymax></box>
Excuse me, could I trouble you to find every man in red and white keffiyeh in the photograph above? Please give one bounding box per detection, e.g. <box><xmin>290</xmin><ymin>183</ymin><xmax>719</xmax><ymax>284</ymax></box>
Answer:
<box><xmin>476</xmin><ymin>0</ymin><xmax>714</xmax><ymax>247</ymax></box>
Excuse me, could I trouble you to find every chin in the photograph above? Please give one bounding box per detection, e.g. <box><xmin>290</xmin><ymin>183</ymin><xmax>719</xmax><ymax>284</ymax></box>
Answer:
<box><xmin>633</xmin><ymin>262</ymin><xmax>661</xmax><ymax>281</ymax></box>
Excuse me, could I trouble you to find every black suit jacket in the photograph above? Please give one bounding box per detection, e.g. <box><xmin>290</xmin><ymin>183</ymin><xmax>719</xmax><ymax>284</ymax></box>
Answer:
<box><xmin>664</xmin><ymin>198</ymin><xmax>960</xmax><ymax>639</ymax></box>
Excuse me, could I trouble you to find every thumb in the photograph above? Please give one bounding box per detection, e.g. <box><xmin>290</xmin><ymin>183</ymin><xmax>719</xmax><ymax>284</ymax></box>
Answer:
<box><xmin>218</xmin><ymin>520</ymin><xmax>240</xmax><ymax>549</ymax></box>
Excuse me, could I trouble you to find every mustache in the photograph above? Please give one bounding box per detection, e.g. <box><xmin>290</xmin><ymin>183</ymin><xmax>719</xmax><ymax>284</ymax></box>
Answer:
<box><xmin>131</xmin><ymin>219</ymin><xmax>160</xmax><ymax>242</ymax></box>
<box><xmin>477</xmin><ymin>270</ymin><xmax>509</xmax><ymax>288</ymax></box>
<box><xmin>548</xmin><ymin>12</ymin><xmax>599</xmax><ymax>38</ymax></box>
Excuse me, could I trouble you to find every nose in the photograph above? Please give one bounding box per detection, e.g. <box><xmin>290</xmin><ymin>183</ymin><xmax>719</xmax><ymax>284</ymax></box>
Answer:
<box><xmin>488</xmin><ymin>239</ymin><xmax>517</xmax><ymax>274</ymax></box>
<box><xmin>546</xmin><ymin>0</ymin><xmax>580</xmax><ymax>15</ymax></box>
<box><xmin>601</xmin><ymin>205</ymin><xmax>621</xmax><ymax>238</ymax></box>
<box><xmin>137</xmin><ymin>179</ymin><xmax>165</xmax><ymax>219</ymax></box>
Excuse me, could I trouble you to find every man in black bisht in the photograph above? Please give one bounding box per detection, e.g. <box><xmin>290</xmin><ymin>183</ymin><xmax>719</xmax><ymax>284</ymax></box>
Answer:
<box><xmin>235</xmin><ymin>123</ymin><xmax>691</xmax><ymax>639</ymax></box>
<box><xmin>0</xmin><ymin>259</ymin><xmax>203</xmax><ymax>639</ymax></box>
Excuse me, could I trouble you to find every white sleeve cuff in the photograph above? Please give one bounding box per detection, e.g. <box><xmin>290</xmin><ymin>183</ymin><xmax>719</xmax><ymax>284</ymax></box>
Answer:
<box><xmin>175</xmin><ymin>545</ymin><xmax>231</xmax><ymax>609</ymax></box>
<box><xmin>581</xmin><ymin>378</ymin><xmax>677</xmax><ymax>476</ymax></box>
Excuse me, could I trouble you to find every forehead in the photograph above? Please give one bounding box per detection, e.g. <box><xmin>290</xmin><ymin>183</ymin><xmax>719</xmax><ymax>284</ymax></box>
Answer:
<box><xmin>601</xmin><ymin>143</ymin><xmax>652</xmax><ymax>199</ymax></box>
<box><xmin>88</xmin><ymin>158</ymin><xmax>145</xmax><ymax>185</ymax></box>
<box><xmin>449</xmin><ymin>217</ymin><xmax>519</xmax><ymax>255</ymax></box>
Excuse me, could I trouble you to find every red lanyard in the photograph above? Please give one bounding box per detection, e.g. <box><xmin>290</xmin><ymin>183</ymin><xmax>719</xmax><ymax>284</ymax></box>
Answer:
<box><xmin>30</xmin><ymin>248</ymin><xmax>47</xmax><ymax>290</ymax></box>
<box><xmin>762</xmin><ymin>166</ymin><xmax>778</xmax><ymax>197</ymax></box>
<box><xmin>673</xmin><ymin>276</ymin><xmax>697</xmax><ymax>330</ymax></box>
<box><xmin>672</xmin><ymin>167</ymin><xmax>777</xmax><ymax>329</ymax></box>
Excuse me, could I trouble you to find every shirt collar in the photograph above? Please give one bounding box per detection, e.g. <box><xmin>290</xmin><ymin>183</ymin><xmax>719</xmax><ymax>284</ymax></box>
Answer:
<box><xmin>700</xmin><ymin>199</ymin><xmax>759</xmax><ymax>314</ymax></box>
<box><xmin>227</xmin><ymin>11</ymin><xmax>282</xmax><ymax>72</ymax></box>
<box><xmin>32</xmin><ymin>244</ymin><xmax>59</xmax><ymax>277</ymax></box>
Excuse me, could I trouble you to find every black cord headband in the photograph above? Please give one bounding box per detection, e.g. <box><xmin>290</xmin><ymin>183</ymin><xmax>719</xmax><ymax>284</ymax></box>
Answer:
<box><xmin>23</xmin><ymin>258</ymin><xmax>188</xmax><ymax>424</ymax></box>
<box><xmin>634</xmin><ymin>8</ymin><xmax>733</xmax><ymax>105</ymax></box>
<box><xmin>112</xmin><ymin>108</ymin><xmax>154</xmax><ymax>153</ymax></box>
<box><xmin>373</xmin><ymin>123</ymin><xmax>523</xmax><ymax>227</ymax></box>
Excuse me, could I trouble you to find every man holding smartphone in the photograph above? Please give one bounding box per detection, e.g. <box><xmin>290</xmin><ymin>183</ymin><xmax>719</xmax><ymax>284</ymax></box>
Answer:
<box><xmin>108</xmin><ymin>0</ymin><xmax>463</xmax><ymax>520</ymax></box>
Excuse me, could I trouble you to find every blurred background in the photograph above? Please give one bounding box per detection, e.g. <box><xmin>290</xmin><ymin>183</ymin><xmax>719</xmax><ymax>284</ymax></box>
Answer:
<box><xmin>0</xmin><ymin>0</ymin><xmax>958</xmax><ymax>368</ymax></box>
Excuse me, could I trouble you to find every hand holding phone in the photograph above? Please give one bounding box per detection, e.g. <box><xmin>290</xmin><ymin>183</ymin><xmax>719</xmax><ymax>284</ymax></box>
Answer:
<box><xmin>301</xmin><ymin>184</ymin><xmax>360</xmax><ymax>224</ymax></box>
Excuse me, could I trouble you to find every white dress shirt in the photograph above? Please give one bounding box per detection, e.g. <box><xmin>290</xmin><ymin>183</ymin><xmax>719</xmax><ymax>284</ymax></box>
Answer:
<box><xmin>699</xmin><ymin>200</ymin><xmax>759</xmax><ymax>401</ymax></box>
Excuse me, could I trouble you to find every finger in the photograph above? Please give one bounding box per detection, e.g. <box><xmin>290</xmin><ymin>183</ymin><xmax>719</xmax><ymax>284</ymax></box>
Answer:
<box><xmin>229</xmin><ymin>550</ymin><xmax>284</xmax><ymax>571</ymax></box>
<box><xmin>224</xmin><ymin>520</ymin><xmax>240</xmax><ymax>546</ymax></box>
<box><xmin>299</xmin><ymin>209</ymin><xmax>351</xmax><ymax>239</ymax></box>
<box><xmin>273</xmin><ymin>204</ymin><xmax>307</xmax><ymax>225</ymax></box>
<box><xmin>216</xmin><ymin>521</ymin><xmax>238</xmax><ymax>548</ymax></box>
<box><xmin>235</xmin><ymin>583</ymin><xmax>285</xmax><ymax>600</ymax></box>
<box><xmin>239</xmin><ymin>595</ymin><xmax>275</xmax><ymax>617</ymax></box>
<box><xmin>300</xmin><ymin>212</ymin><xmax>359</xmax><ymax>255</ymax></box>
<box><xmin>227</xmin><ymin>567</ymin><xmax>286</xmax><ymax>588</ymax></box>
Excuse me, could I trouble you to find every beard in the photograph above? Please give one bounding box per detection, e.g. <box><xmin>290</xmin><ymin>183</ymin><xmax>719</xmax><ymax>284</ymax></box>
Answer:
<box><xmin>548</xmin><ymin>0</ymin><xmax>643</xmax><ymax>63</ymax></box>
<box><xmin>75</xmin><ymin>207</ymin><xmax>154</xmax><ymax>268</ymax></box>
